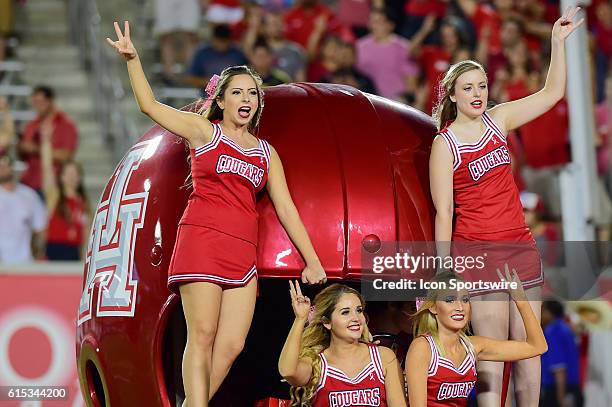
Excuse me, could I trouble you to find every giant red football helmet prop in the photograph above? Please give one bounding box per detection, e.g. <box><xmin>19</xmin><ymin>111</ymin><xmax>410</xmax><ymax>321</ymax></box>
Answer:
<box><xmin>76</xmin><ymin>84</ymin><xmax>436</xmax><ymax>406</ymax></box>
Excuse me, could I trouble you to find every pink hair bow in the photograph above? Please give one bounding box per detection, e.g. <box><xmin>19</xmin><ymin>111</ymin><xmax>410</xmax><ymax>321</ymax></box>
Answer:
<box><xmin>415</xmin><ymin>297</ymin><xmax>425</xmax><ymax>311</ymax></box>
<box><xmin>307</xmin><ymin>305</ymin><xmax>317</xmax><ymax>324</ymax></box>
<box><xmin>202</xmin><ymin>74</ymin><xmax>221</xmax><ymax>111</ymax></box>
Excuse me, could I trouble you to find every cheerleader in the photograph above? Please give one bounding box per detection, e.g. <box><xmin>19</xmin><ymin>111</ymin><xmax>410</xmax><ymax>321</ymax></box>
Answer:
<box><xmin>429</xmin><ymin>7</ymin><xmax>582</xmax><ymax>405</ymax></box>
<box><xmin>279</xmin><ymin>282</ymin><xmax>407</xmax><ymax>406</ymax></box>
<box><xmin>405</xmin><ymin>267</ymin><xmax>547</xmax><ymax>406</ymax></box>
<box><xmin>107</xmin><ymin>21</ymin><xmax>327</xmax><ymax>407</ymax></box>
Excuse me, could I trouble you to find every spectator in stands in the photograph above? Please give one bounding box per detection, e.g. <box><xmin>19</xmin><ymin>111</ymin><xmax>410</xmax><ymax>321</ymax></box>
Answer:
<box><xmin>186</xmin><ymin>24</ymin><xmax>248</xmax><ymax>89</ymax></box>
<box><xmin>593</xmin><ymin>0</ymin><xmax>612</xmax><ymax>102</ymax></box>
<box><xmin>40</xmin><ymin>123</ymin><xmax>89</xmax><ymax>261</ymax></box>
<box><xmin>541</xmin><ymin>300</ymin><xmax>584</xmax><ymax>407</ymax></box>
<box><xmin>515</xmin><ymin>64</ymin><xmax>570</xmax><ymax>220</ymax></box>
<box><xmin>579</xmin><ymin>299</ymin><xmax>612</xmax><ymax>406</ymax></box>
<box><xmin>0</xmin><ymin>154</ymin><xmax>47</xmax><ymax>264</ymax></box>
<box><xmin>0</xmin><ymin>96</ymin><xmax>15</xmax><ymax>157</ymax></box>
<box><xmin>593</xmin><ymin>75</ymin><xmax>612</xmax><ymax>243</ymax></box>
<box><xmin>500</xmin><ymin>17</ymin><xmax>527</xmax><ymax>56</ymax></box>
<box><xmin>456</xmin><ymin>0</ymin><xmax>513</xmax><ymax>56</ymax></box>
<box><xmin>597</xmin><ymin>74</ymin><xmax>612</xmax><ymax>195</ymax></box>
<box><xmin>325</xmin><ymin>41</ymin><xmax>376</xmax><ymax>94</ymax></box>
<box><xmin>154</xmin><ymin>0</ymin><xmax>200</xmax><ymax>84</ymax></box>
<box><xmin>206</xmin><ymin>0</ymin><xmax>244</xmax><ymax>25</ymax></box>
<box><xmin>19</xmin><ymin>85</ymin><xmax>78</xmax><ymax>195</ymax></box>
<box><xmin>306</xmin><ymin>34</ymin><xmax>341</xmax><ymax>82</ymax></box>
<box><xmin>248</xmin><ymin>39</ymin><xmax>291</xmax><ymax>86</ymax></box>
<box><xmin>520</xmin><ymin>191</ymin><xmax>560</xmax><ymax>266</ymax></box>
<box><xmin>411</xmin><ymin>16</ymin><xmax>470</xmax><ymax>113</ymax></box>
<box><xmin>0</xmin><ymin>0</ymin><xmax>14</xmax><ymax>64</ymax></box>
<box><xmin>490</xmin><ymin>41</ymin><xmax>539</xmax><ymax>103</ymax></box>
<box><xmin>477</xmin><ymin>17</ymin><xmax>529</xmax><ymax>84</ymax></box>
<box><xmin>401</xmin><ymin>0</ymin><xmax>447</xmax><ymax>40</ymax></box>
<box><xmin>284</xmin><ymin>0</ymin><xmax>335</xmax><ymax>49</ymax></box>
<box><xmin>227</xmin><ymin>1</ymin><xmax>264</xmax><ymax>42</ymax></box>
<box><xmin>356</xmin><ymin>8</ymin><xmax>419</xmax><ymax>102</ymax></box>
<box><xmin>243</xmin><ymin>11</ymin><xmax>307</xmax><ymax>82</ymax></box>
<box><xmin>336</xmin><ymin>0</ymin><xmax>380</xmax><ymax>38</ymax></box>
<box><xmin>514</xmin><ymin>0</ymin><xmax>553</xmax><ymax>42</ymax></box>
<box><xmin>516</xmin><ymin>65</ymin><xmax>570</xmax><ymax>169</ymax></box>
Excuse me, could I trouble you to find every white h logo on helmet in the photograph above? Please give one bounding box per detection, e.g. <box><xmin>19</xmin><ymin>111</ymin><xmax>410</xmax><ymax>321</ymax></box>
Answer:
<box><xmin>78</xmin><ymin>138</ymin><xmax>158</xmax><ymax>325</ymax></box>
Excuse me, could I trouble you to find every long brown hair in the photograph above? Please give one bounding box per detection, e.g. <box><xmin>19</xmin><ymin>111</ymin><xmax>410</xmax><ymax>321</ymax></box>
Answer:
<box><xmin>184</xmin><ymin>65</ymin><xmax>265</xmax><ymax>188</ymax></box>
<box><xmin>198</xmin><ymin>65</ymin><xmax>264</xmax><ymax>132</ymax></box>
<box><xmin>57</xmin><ymin>161</ymin><xmax>90</xmax><ymax>221</ymax></box>
<box><xmin>432</xmin><ymin>60</ymin><xmax>486</xmax><ymax>131</ymax></box>
<box><xmin>290</xmin><ymin>284</ymin><xmax>372</xmax><ymax>406</ymax></box>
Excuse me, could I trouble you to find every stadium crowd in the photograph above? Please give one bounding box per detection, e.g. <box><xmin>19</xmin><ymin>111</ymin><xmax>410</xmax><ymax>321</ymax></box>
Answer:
<box><xmin>0</xmin><ymin>1</ymin><xmax>611</xmax><ymax>405</ymax></box>
<box><xmin>0</xmin><ymin>0</ymin><xmax>610</xmax><ymax>264</ymax></box>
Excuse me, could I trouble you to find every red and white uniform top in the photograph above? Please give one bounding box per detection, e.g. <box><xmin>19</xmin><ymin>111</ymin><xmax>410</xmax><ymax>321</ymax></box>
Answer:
<box><xmin>179</xmin><ymin>122</ymin><xmax>271</xmax><ymax>245</ymax></box>
<box><xmin>438</xmin><ymin>112</ymin><xmax>527</xmax><ymax>239</ymax></box>
<box><xmin>312</xmin><ymin>344</ymin><xmax>387</xmax><ymax>407</ymax></box>
<box><xmin>422</xmin><ymin>334</ymin><xmax>477</xmax><ymax>407</ymax></box>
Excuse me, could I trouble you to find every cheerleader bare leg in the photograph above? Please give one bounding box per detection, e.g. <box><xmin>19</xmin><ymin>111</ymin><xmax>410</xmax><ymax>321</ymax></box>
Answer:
<box><xmin>509</xmin><ymin>286</ymin><xmax>542</xmax><ymax>407</ymax></box>
<box><xmin>469</xmin><ymin>292</ymin><xmax>511</xmax><ymax>407</ymax></box>
<box><xmin>208</xmin><ymin>278</ymin><xmax>257</xmax><ymax>399</ymax></box>
<box><xmin>179</xmin><ymin>282</ymin><xmax>223</xmax><ymax>407</ymax></box>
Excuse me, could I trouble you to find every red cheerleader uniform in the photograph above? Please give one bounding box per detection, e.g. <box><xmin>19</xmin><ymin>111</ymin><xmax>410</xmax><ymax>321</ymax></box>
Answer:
<box><xmin>167</xmin><ymin>122</ymin><xmax>271</xmax><ymax>291</ymax></box>
<box><xmin>422</xmin><ymin>334</ymin><xmax>477</xmax><ymax>407</ymax></box>
<box><xmin>312</xmin><ymin>344</ymin><xmax>387</xmax><ymax>407</ymax></box>
<box><xmin>438</xmin><ymin>111</ymin><xmax>543</xmax><ymax>294</ymax></box>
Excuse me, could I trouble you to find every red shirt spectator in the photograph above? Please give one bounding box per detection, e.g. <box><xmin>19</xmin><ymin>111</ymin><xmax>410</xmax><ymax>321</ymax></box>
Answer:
<box><xmin>405</xmin><ymin>0</ymin><xmax>447</xmax><ymax>18</ymax></box>
<box><xmin>20</xmin><ymin>110</ymin><xmax>78</xmax><ymax>191</ymax></box>
<box><xmin>587</xmin><ymin>0</ymin><xmax>610</xmax><ymax>28</ymax></box>
<box><xmin>284</xmin><ymin>0</ymin><xmax>335</xmax><ymax>48</ymax></box>
<box><xmin>472</xmin><ymin>4</ymin><xmax>502</xmax><ymax>55</ymax></box>
<box><xmin>593</xmin><ymin>1</ymin><xmax>612</xmax><ymax>57</ymax></box>
<box><xmin>505</xmin><ymin>78</ymin><xmax>531</xmax><ymax>102</ymax></box>
<box><xmin>596</xmin><ymin>100</ymin><xmax>611</xmax><ymax>176</ymax></box>
<box><xmin>213</xmin><ymin>0</ymin><xmax>240</xmax><ymax>7</ymax></box>
<box><xmin>420</xmin><ymin>45</ymin><xmax>450</xmax><ymax>113</ymax></box>
<box><xmin>519</xmin><ymin>100</ymin><xmax>570</xmax><ymax>168</ymax></box>
<box><xmin>594</xmin><ymin>24</ymin><xmax>612</xmax><ymax>57</ymax></box>
<box><xmin>507</xmin><ymin>131</ymin><xmax>527</xmax><ymax>191</ymax></box>
<box><xmin>337</xmin><ymin>0</ymin><xmax>371</xmax><ymax>29</ymax></box>
<box><xmin>47</xmin><ymin>196</ymin><xmax>87</xmax><ymax>247</ymax></box>
<box><xmin>307</xmin><ymin>59</ymin><xmax>332</xmax><ymax>82</ymax></box>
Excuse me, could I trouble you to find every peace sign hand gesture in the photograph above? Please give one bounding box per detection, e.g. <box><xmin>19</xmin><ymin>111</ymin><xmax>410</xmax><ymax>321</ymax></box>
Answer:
<box><xmin>552</xmin><ymin>6</ymin><xmax>584</xmax><ymax>43</ymax></box>
<box><xmin>106</xmin><ymin>21</ymin><xmax>137</xmax><ymax>61</ymax></box>
<box><xmin>289</xmin><ymin>280</ymin><xmax>311</xmax><ymax>322</ymax></box>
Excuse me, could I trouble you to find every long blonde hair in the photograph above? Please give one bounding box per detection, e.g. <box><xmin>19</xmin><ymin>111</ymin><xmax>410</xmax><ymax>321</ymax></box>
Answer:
<box><xmin>432</xmin><ymin>60</ymin><xmax>486</xmax><ymax>131</ymax></box>
<box><xmin>291</xmin><ymin>284</ymin><xmax>372</xmax><ymax>406</ymax></box>
<box><xmin>412</xmin><ymin>271</ymin><xmax>473</xmax><ymax>357</ymax></box>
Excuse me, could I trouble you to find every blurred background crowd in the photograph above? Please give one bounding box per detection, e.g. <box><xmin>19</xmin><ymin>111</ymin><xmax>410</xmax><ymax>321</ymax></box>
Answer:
<box><xmin>0</xmin><ymin>0</ymin><xmax>612</xmax><ymax>405</ymax></box>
